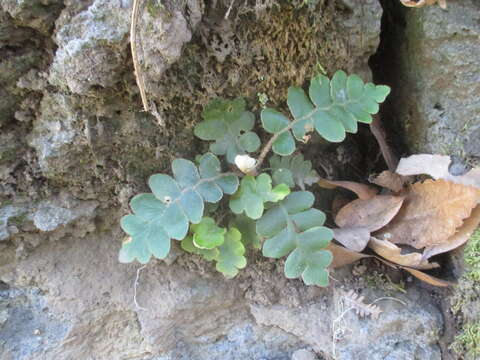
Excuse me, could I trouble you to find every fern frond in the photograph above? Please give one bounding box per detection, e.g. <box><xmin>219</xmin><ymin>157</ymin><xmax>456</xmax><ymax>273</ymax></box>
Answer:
<box><xmin>260</xmin><ymin>71</ymin><xmax>390</xmax><ymax>156</ymax></box>
<box><xmin>259</xmin><ymin>191</ymin><xmax>333</xmax><ymax>286</ymax></box>
<box><xmin>119</xmin><ymin>153</ymin><xmax>239</xmax><ymax>263</ymax></box>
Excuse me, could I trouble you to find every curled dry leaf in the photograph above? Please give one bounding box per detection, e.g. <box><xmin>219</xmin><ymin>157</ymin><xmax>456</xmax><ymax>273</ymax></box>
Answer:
<box><xmin>368</xmin><ymin>237</ymin><xmax>439</xmax><ymax>270</ymax></box>
<box><xmin>317</xmin><ymin>178</ymin><xmax>378</xmax><ymax>200</ymax></box>
<box><xmin>335</xmin><ymin>195</ymin><xmax>405</xmax><ymax>232</ymax></box>
<box><xmin>379</xmin><ymin>258</ymin><xmax>454</xmax><ymax>287</ymax></box>
<box><xmin>328</xmin><ymin>243</ymin><xmax>370</xmax><ymax>269</ymax></box>
<box><xmin>329</xmin><ymin>243</ymin><xmax>452</xmax><ymax>287</ymax></box>
<box><xmin>400</xmin><ymin>0</ymin><xmax>447</xmax><ymax>9</ymax></box>
<box><xmin>369</xmin><ymin>170</ymin><xmax>408</xmax><ymax>193</ymax></box>
<box><xmin>333</xmin><ymin>227</ymin><xmax>371</xmax><ymax>252</ymax></box>
<box><xmin>396</xmin><ymin>154</ymin><xmax>480</xmax><ymax>189</ymax></box>
<box><xmin>423</xmin><ymin>205</ymin><xmax>480</xmax><ymax>260</ymax></box>
<box><xmin>340</xmin><ymin>290</ymin><xmax>383</xmax><ymax>319</ymax></box>
<box><xmin>376</xmin><ymin>179</ymin><xmax>479</xmax><ymax>249</ymax></box>
<box><xmin>403</xmin><ymin>267</ymin><xmax>454</xmax><ymax>287</ymax></box>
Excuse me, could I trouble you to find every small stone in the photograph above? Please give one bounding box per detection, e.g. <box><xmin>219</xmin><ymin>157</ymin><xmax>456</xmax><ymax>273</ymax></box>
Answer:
<box><xmin>292</xmin><ymin>349</ymin><xmax>317</xmax><ymax>360</ymax></box>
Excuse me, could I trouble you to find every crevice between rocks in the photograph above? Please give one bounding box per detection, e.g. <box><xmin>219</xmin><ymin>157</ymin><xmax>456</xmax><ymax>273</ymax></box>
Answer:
<box><xmin>368</xmin><ymin>2</ymin><xmax>460</xmax><ymax>359</ymax></box>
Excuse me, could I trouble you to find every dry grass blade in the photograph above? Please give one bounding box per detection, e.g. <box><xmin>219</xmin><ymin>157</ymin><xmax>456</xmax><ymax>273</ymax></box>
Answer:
<box><xmin>130</xmin><ymin>0</ymin><xmax>164</xmax><ymax>126</ymax></box>
<box><xmin>376</xmin><ymin>179</ymin><xmax>479</xmax><ymax>249</ymax></box>
<box><xmin>335</xmin><ymin>195</ymin><xmax>405</xmax><ymax>232</ymax></box>
<box><xmin>341</xmin><ymin>290</ymin><xmax>382</xmax><ymax>319</ymax></box>
<box><xmin>370</xmin><ymin>115</ymin><xmax>398</xmax><ymax>172</ymax></box>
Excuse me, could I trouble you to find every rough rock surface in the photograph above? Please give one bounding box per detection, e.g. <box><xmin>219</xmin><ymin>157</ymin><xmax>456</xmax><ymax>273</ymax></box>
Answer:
<box><xmin>377</xmin><ymin>0</ymin><xmax>480</xmax><ymax>166</ymax></box>
<box><xmin>0</xmin><ymin>0</ymin><xmax>467</xmax><ymax>359</ymax></box>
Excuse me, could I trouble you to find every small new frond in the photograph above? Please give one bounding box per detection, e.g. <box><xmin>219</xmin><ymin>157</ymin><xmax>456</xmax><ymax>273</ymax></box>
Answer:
<box><xmin>191</xmin><ymin>217</ymin><xmax>226</xmax><ymax>249</ymax></box>
<box><xmin>181</xmin><ymin>222</ymin><xmax>247</xmax><ymax>278</ymax></box>
<box><xmin>216</xmin><ymin>228</ymin><xmax>247</xmax><ymax>278</ymax></box>
<box><xmin>258</xmin><ymin>191</ymin><xmax>333</xmax><ymax>286</ymax></box>
<box><xmin>230</xmin><ymin>214</ymin><xmax>261</xmax><ymax>249</ymax></box>
<box><xmin>229</xmin><ymin>173</ymin><xmax>290</xmax><ymax>220</ymax></box>
<box><xmin>119</xmin><ymin>153</ymin><xmax>239</xmax><ymax>263</ymax></box>
<box><xmin>260</xmin><ymin>71</ymin><xmax>390</xmax><ymax>156</ymax></box>
<box><xmin>181</xmin><ymin>235</ymin><xmax>220</xmax><ymax>261</ymax></box>
<box><xmin>194</xmin><ymin>98</ymin><xmax>261</xmax><ymax>163</ymax></box>
<box><xmin>270</xmin><ymin>154</ymin><xmax>319</xmax><ymax>190</ymax></box>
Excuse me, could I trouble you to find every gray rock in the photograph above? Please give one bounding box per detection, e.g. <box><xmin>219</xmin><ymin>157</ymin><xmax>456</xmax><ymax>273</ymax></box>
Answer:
<box><xmin>292</xmin><ymin>349</ymin><xmax>318</xmax><ymax>360</ymax></box>
<box><xmin>0</xmin><ymin>204</ymin><xmax>29</xmax><ymax>241</ymax></box>
<box><xmin>48</xmin><ymin>0</ymin><xmax>132</xmax><ymax>94</ymax></box>
<box><xmin>32</xmin><ymin>193</ymin><xmax>98</xmax><ymax>232</ymax></box>
<box><xmin>389</xmin><ymin>0</ymin><xmax>480</xmax><ymax>163</ymax></box>
<box><xmin>138</xmin><ymin>0</ymin><xmax>203</xmax><ymax>81</ymax></box>
<box><xmin>0</xmin><ymin>285</ymin><xmax>69</xmax><ymax>360</ymax></box>
<box><xmin>0</xmin><ymin>0</ymin><xmax>63</xmax><ymax>34</ymax></box>
<box><xmin>28</xmin><ymin>93</ymin><xmax>81</xmax><ymax>175</ymax></box>
<box><xmin>251</xmin><ymin>288</ymin><xmax>442</xmax><ymax>360</ymax></box>
<box><xmin>338</xmin><ymin>0</ymin><xmax>382</xmax><ymax>80</ymax></box>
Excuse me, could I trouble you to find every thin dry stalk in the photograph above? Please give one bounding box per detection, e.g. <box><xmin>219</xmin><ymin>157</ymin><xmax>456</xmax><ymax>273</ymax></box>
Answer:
<box><xmin>370</xmin><ymin>114</ymin><xmax>398</xmax><ymax>172</ymax></box>
<box><xmin>130</xmin><ymin>0</ymin><xmax>165</xmax><ymax>126</ymax></box>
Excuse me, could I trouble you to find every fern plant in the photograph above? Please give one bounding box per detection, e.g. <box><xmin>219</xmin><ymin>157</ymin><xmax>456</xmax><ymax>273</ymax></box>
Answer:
<box><xmin>119</xmin><ymin>70</ymin><xmax>390</xmax><ymax>287</ymax></box>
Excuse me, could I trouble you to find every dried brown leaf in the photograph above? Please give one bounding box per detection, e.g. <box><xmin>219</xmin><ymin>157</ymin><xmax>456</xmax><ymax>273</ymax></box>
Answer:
<box><xmin>396</xmin><ymin>154</ymin><xmax>480</xmax><ymax>189</ymax></box>
<box><xmin>368</xmin><ymin>237</ymin><xmax>439</xmax><ymax>270</ymax></box>
<box><xmin>403</xmin><ymin>268</ymin><xmax>454</xmax><ymax>287</ymax></box>
<box><xmin>318</xmin><ymin>178</ymin><xmax>378</xmax><ymax>200</ymax></box>
<box><xmin>335</xmin><ymin>195</ymin><xmax>405</xmax><ymax>232</ymax></box>
<box><xmin>341</xmin><ymin>290</ymin><xmax>382</xmax><ymax>319</ymax></box>
<box><xmin>331</xmin><ymin>195</ymin><xmax>351</xmax><ymax>219</ymax></box>
<box><xmin>333</xmin><ymin>227</ymin><xmax>371</xmax><ymax>252</ymax></box>
<box><xmin>376</xmin><ymin>179</ymin><xmax>479</xmax><ymax>249</ymax></box>
<box><xmin>423</xmin><ymin>205</ymin><xmax>480</xmax><ymax>259</ymax></box>
<box><xmin>380</xmin><ymin>259</ymin><xmax>454</xmax><ymax>287</ymax></box>
<box><xmin>328</xmin><ymin>243</ymin><xmax>370</xmax><ymax>269</ymax></box>
<box><xmin>400</xmin><ymin>0</ymin><xmax>447</xmax><ymax>9</ymax></box>
<box><xmin>370</xmin><ymin>171</ymin><xmax>408</xmax><ymax>193</ymax></box>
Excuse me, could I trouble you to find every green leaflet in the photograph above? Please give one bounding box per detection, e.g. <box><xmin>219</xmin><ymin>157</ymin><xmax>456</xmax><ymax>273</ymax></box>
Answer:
<box><xmin>191</xmin><ymin>217</ymin><xmax>226</xmax><ymax>249</ymax></box>
<box><xmin>258</xmin><ymin>191</ymin><xmax>333</xmax><ymax>286</ymax></box>
<box><xmin>216</xmin><ymin>228</ymin><xmax>247</xmax><ymax>278</ymax></box>
<box><xmin>270</xmin><ymin>154</ymin><xmax>319</xmax><ymax>190</ymax></box>
<box><xmin>194</xmin><ymin>98</ymin><xmax>261</xmax><ymax>164</ymax></box>
<box><xmin>181</xmin><ymin>235</ymin><xmax>220</xmax><ymax>261</ymax></box>
<box><xmin>230</xmin><ymin>214</ymin><xmax>261</xmax><ymax>249</ymax></box>
<box><xmin>119</xmin><ymin>153</ymin><xmax>238</xmax><ymax>263</ymax></box>
<box><xmin>181</xmin><ymin>223</ymin><xmax>247</xmax><ymax>278</ymax></box>
<box><xmin>229</xmin><ymin>173</ymin><xmax>290</xmax><ymax>220</ymax></box>
<box><xmin>260</xmin><ymin>71</ymin><xmax>391</xmax><ymax>155</ymax></box>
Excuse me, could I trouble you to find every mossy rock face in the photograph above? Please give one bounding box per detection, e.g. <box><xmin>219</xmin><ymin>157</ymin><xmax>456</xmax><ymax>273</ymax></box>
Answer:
<box><xmin>14</xmin><ymin>0</ymin><xmax>382</xmax><ymax>206</ymax></box>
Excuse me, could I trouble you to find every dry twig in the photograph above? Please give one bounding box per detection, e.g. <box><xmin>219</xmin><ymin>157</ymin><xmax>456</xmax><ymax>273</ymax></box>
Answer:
<box><xmin>130</xmin><ymin>0</ymin><xmax>165</xmax><ymax>126</ymax></box>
